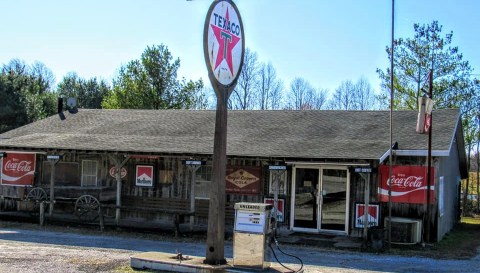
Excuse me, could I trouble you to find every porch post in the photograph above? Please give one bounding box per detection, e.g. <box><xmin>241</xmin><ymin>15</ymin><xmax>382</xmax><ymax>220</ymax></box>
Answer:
<box><xmin>108</xmin><ymin>155</ymin><xmax>130</xmax><ymax>226</ymax></box>
<box><xmin>363</xmin><ymin>173</ymin><xmax>370</xmax><ymax>243</ymax></box>
<box><xmin>47</xmin><ymin>155</ymin><xmax>61</xmax><ymax>216</ymax></box>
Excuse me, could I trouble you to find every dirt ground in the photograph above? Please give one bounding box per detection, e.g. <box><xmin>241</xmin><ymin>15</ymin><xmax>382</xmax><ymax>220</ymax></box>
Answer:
<box><xmin>0</xmin><ymin>215</ymin><xmax>479</xmax><ymax>273</ymax></box>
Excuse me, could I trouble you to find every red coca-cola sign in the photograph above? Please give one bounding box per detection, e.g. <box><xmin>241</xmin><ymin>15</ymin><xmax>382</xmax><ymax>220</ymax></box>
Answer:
<box><xmin>378</xmin><ymin>165</ymin><xmax>434</xmax><ymax>204</ymax></box>
<box><xmin>1</xmin><ymin>153</ymin><xmax>36</xmax><ymax>186</ymax></box>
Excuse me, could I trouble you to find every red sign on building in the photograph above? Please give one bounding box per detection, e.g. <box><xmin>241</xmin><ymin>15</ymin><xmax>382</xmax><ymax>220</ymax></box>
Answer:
<box><xmin>355</xmin><ymin>203</ymin><xmax>380</xmax><ymax>228</ymax></box>
<box><xmin>1</xmin><ymin>153</ymin><xmax>36</xmax><ymax>186</ymax></box>
<box><xmin>378</xmin><ymin>165</ymin><xmax>435</xmax><ymax>204</ymax></box>
<box><xmin>225</xmin><ymin>166</ymin><xmax>261</xmax><ymax>195</ymax></box>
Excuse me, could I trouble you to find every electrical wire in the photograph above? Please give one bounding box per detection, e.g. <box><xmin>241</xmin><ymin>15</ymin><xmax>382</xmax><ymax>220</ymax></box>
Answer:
<box><xmin>269</xmin><ymin>237</ymin><xmax>304</xmax><ymax>273</ymax></box>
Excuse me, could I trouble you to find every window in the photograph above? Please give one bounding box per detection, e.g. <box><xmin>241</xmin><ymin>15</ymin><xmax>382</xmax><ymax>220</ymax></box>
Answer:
<box><xmin>82</xmin><ymin>160</ymin><xmax>98</xmax><ymax>186</ymax></box>
<box><xmin>194</xmin><ymin>165</ymin><xmax>212</xmax><ymax>199</ymax></box>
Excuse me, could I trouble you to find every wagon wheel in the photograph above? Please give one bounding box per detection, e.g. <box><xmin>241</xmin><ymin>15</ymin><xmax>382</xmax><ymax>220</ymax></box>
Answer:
<box><xmin>74</xmin><ymin>195</ymin><xmax>100</xmax><ymax>222</ymax></box>
<box><xmin>25</xmin><ymin>187</ymin><xmax>47</xmax><ymax>215</ymax></box>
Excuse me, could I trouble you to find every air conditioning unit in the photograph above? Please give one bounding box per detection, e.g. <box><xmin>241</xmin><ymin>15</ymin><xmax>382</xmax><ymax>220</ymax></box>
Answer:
<box><xmin>384</xmin><ymin>217</ymin><xmax>422</xmax><ymax>244</ymax></box>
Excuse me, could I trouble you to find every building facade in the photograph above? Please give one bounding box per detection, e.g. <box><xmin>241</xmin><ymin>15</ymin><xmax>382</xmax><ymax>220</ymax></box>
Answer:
<box><xmin>0</xmin><ymin>109</ymin><xmax>467</xmax><ymax>242</ymax></box>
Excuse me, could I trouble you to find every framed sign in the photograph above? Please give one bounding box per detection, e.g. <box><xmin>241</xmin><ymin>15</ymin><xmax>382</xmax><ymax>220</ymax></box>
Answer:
<box><xmin>264</xmin><ymin>198</ymin><xmax>285</xmax><ymax>223</ymax></box>
<box><xmin>268</xmin><ymin>171</ymin><xmax>287</xmax><ymax>195</ymax></box>
<box><xmin>1</xmin><ymin>152</ymin><xmax>36</xmax><ymax>186</ymax></box>
<box><xmin>354</xmin><ymin>203</ymin><xmax>380</xmax><ymax>228</ymax></box>
<box><xmin>225</xmin><ymin>166</ymin><xmax>261</xmax><ymax>195</ymax></box>
<box><xmin>135</xmin><ymin>165</ymin><xmax>154</xmax><ymax>187</ymax></box>
<box><xmin>378</xmin><ymin>165</ymin><xmax>435</xmax><ymax>204</ymax></box>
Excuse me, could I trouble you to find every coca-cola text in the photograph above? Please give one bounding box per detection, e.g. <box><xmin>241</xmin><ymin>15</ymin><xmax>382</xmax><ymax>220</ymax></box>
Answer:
<box><xmin>4</xmin><ymin>160</ymin><xmax>33</xmax><ymax>172</ymax></box>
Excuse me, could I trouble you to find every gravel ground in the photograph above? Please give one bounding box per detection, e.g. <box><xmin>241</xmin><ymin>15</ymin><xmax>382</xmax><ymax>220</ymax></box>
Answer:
<box><xmin>0</xmin><ymin>222</ymin><xmax>479</xmax><ymax>273</ymax></box>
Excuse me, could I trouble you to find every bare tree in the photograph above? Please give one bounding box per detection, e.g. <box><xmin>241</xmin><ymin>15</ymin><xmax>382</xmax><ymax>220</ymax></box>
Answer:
<box><xmin>258</xmin><ymin>62</ymin><xmax>284</xmax><ymax>110</ymax></box>
<box><xmin>286</xmin><ymin>78</ymin><xmax>313</xmax><ymax>110</ymax></box>
<box><xmin>329</xmin><ymin>80</ymin><xmax>356</xmax><ymax>110</ymax></box>
<box><xmin>230</xmin><ymin>48</ymin><xmax>259</xmax><ymax>110</ymax></box>
<box><xmin>329</xmin><ymin>78</ymin><xmax>377</xmax><ymax>110</ymax></box>
<box><xmin>313</xmin><ymin>88</ymin><xmax>328</xmax><ymax>110</ymax></box>
<box><xmin>354</xmin><ymin>77</ymin><xmax>377</xmax><ymax>110</ymax></box>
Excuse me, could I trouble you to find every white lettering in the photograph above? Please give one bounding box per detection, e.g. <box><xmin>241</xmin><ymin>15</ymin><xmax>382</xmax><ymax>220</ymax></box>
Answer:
<box><xmin>387</xmin><ymin>175</ymin><xmax>424</xmax><ymax>188</ymax></box>
<box><xmin>4</xmin><ymin>160</ymin><xmax>33</xmax><ymax>172</ymax></box>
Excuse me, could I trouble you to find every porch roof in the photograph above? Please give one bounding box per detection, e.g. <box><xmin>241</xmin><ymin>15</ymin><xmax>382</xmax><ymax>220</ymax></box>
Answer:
<box><xmin>0</xmin><ymin>109</ymin><xmax>462</xmax><ymax>161</ymax></box>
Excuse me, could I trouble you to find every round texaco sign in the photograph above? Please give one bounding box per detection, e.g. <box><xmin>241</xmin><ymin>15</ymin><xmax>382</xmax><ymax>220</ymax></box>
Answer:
<box><xmin>204</xmin><ymin>0</ymin><xmax>245</xmax><ymax>88</ymax></box>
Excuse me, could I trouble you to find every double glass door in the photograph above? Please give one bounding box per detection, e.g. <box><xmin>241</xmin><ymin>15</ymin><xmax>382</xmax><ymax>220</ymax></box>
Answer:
<box><xmin>292</xmin><ymin>167</ymin><xmax>348</xmax><ymax>233</ymax></box>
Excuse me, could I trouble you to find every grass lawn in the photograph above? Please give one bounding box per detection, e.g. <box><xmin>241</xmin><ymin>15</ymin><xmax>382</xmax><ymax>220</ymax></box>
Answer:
<box><xmin>390</xmin><ymin>217</ymin><xmax>480</xmax><ymax>259</ymax></box>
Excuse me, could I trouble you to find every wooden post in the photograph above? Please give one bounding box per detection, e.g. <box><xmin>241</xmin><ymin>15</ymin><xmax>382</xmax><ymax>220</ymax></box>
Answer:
<box><xmin>99</xmin><ymin>205</ymin><xmax>104</xmax><ymax>232</ymax></box>
<box><xmin>47</xmin><ymin>156</ymin><xmax>61</xmax><ymax>216</ymax></box>
<box><xmin>49</xmin><ymin>163</ymin><xmax>55</xmax><ymax>216</ymax></box>
<box><xmin>108</xmin><ymin>155</ymin><xmax>130</xmax><ymax>226</ymax></box>
<box><xmin>188</xmin><ymin>165</ymin><xmax>201</xmax><ymax>230</ymax></box>
<box><xmin>205</xmin><ymin>99</ymin><xmax>228</xmax><ymax>265</ymax></box>
<box><xmin>40</xmin><ymin>201</ymin><xmax>45</xmax><ymax>226</ymax></box>
<box><xmin>363</xmin><ymin>173</ymin><xmax>370</xmax><ymax>244</ymax></box>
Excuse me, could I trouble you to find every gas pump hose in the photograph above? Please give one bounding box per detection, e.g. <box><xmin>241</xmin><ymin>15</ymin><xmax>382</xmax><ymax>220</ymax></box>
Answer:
<box><xmin>269</xmin><ymin>237</ymin><xmax>304</xmax><ymax>273</ymax></box>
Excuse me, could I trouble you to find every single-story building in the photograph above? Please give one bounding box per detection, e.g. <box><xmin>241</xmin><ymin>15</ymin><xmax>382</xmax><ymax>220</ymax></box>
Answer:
<box><xmin>0</xmin><ymin>108</ymin><xmax>467</xmax><ymax>242</ymax></box>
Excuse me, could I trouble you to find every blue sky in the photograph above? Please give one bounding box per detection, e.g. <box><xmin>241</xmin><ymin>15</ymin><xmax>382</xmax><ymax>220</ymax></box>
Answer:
<box><xmin>1</xmin><ymin>0</ymin><xmax>479</xmax><ymax>98</ymax></box>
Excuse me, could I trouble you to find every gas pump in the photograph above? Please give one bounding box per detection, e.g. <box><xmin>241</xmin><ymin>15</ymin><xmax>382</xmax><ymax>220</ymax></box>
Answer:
<box><xmin>233</xmin><ymin>202</ymin><xmax>273</xmax><ymax>270</ymax></box>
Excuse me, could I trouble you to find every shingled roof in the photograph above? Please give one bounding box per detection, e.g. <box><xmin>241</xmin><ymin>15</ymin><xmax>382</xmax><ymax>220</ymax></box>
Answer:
<box><xmin>0</xmin><ymin>109</ymin><xmax>463</xmax><ymax>160</ymax></box>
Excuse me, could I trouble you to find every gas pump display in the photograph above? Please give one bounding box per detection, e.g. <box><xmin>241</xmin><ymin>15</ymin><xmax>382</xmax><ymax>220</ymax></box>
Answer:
<box><xmin>235</xmin><ymin>211</ymin><xmax>268</xmax><ymax>233</ymax></box>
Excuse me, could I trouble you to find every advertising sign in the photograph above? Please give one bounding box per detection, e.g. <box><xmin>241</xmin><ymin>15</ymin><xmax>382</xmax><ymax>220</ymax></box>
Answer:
<box><xmin>354</xmin><ymin>203</ymin><xmax>380</xmax><ymax>228</ymax></box>
<box><xmin>135</xmin><ymin>165</ymin><xmax>153</xmax><ymax>187</ymax></box>
<box><xmin>378</xmin><ymin>165</ymin><xmax>435</xmax><ymax>204</ymax></box>
<box><xmin>1</xmin><ymin>153</ymin><xmax>36</xmax><ymax>186</ymax></box>
<box><xmin>109</xmin><ymin>166</ymin><xmax>127</xmax><ymax>179</ymax></box>
<box><xmin>264</xmin><ymin>198</ymin><xmax>285</xmax><ymax>223</ymax></box>
<box><xmin>225</xmin><ymin>166</ymin><xmax>261</xmax><ymax>195</ymax></box>
<box><xmin>204</xmin><ymin>0</ymin><xmax>245</xmax><ymax>88</ymax></box>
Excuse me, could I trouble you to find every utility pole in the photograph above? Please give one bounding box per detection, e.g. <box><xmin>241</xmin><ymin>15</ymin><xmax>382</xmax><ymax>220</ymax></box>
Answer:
<box><xmin>425</xmin><ymin>69</ymin><xmax>433</xmax><ymax>242</ymax></box>
<box><xmin>387</xmin><ymin>0</ymin><xmax>395</xmax><ymax>251</ymax></box>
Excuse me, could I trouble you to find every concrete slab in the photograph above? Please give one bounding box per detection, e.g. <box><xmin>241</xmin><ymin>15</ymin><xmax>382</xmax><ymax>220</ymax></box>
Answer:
<box><xmin>131</xmin><ymin>252</ymin><xmax>291</xmax><ymax>273</ymax></box>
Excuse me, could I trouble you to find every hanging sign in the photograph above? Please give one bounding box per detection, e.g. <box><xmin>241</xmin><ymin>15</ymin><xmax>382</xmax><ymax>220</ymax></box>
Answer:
<box><xmin>204</xmin><ymin>0</ymin><xmax>245</xmax><ymax>92</ymax></box>
<box><xmin>183</xmin><ymin>160</ymin><xmax>206</xmax><ymax>166</ymax></box>
<box><xmin>1</xmin><ymin>153</ymin><xmax>36</xmax><ymax>186</ymax></box>
<box><xmin>378</xmin><ymin>165</ymin><xmax>435</xmax><ymax>204</ymax></box>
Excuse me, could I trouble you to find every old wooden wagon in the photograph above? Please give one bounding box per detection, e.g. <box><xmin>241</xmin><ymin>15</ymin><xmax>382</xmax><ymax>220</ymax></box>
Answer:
<box><xmin>0</xmin><ymin>152</ymin><xmax>117</xmax><ymax>222</ymax></box>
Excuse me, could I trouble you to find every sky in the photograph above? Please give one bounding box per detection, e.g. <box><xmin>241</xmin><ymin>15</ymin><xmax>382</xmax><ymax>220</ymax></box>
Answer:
<box><xmin>1</xmin><ymin>0</ymin><xmax>479</xmax><ymax>98</ymax></box>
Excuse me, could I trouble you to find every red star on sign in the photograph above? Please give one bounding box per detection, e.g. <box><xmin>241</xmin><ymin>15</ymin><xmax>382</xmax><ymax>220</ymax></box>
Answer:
<box><xmin>210</xmin><ymin>7</ymin><xmax>241</xmax><ymax>76</ymax></box>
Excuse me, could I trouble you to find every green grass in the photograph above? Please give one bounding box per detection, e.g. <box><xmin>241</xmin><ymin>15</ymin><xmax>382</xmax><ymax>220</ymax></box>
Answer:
<box><xmin>388</xmin><ymin>217</ymin><xmax>480</xmax><ymax>259</ymax></box>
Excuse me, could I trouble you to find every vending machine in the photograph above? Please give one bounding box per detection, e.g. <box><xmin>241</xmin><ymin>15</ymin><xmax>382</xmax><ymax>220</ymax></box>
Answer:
<box><xmin>233</xmin><ymin>202</ymin><xmax>273</xmax><ymax>270</ymax></box>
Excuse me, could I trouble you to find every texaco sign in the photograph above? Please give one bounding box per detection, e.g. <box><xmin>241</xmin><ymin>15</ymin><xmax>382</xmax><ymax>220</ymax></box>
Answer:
<box><xmin>204</xmin><ymin>0</ymin><xmax>245</xmax><ymax>89</ymax></box>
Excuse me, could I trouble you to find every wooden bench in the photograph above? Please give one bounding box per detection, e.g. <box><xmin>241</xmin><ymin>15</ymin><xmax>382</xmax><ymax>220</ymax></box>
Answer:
<box><xmin>194</xmin><ymin>199</ymin><xmax>235</xmax><ymax>225</ymax></box>
<box><xmin>118</xmin><ymin>196</ymin><xmax>194</xmax><ymax>236</ymax></box>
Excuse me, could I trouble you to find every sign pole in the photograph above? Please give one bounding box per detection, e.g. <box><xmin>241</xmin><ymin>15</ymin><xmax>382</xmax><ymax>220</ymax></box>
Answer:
<box><xmin>47</xmin><ymin>155</ymin><xmax>62</xmax><ymax>216</ymax></box>
<box><xmin>183</xmin><ymin>160</ymin><xmax>205</xmax><ymax>230</ymax></box>
<box><xmin>203</xmin><ymin>0</ymin><xmax>244</xmax><ymax>265</ymax></box>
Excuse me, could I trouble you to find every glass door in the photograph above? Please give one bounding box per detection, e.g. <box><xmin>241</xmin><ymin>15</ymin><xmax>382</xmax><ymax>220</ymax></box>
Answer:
<box><xmin>292</xmin><ymin>168</ymin><xmax>319</xmax><ymax>230</ymax></box>
<box><xmin>320</xmin><ymin>168</ymin><xmax>348</xmax><ymax>231</ymax></box>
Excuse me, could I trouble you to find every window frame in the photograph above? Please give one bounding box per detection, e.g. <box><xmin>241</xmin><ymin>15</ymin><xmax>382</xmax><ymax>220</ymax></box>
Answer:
<box><xmin>81</xmin><ymin>160</ymin><xmax>98</xmax><ymax>187</ymax></box>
